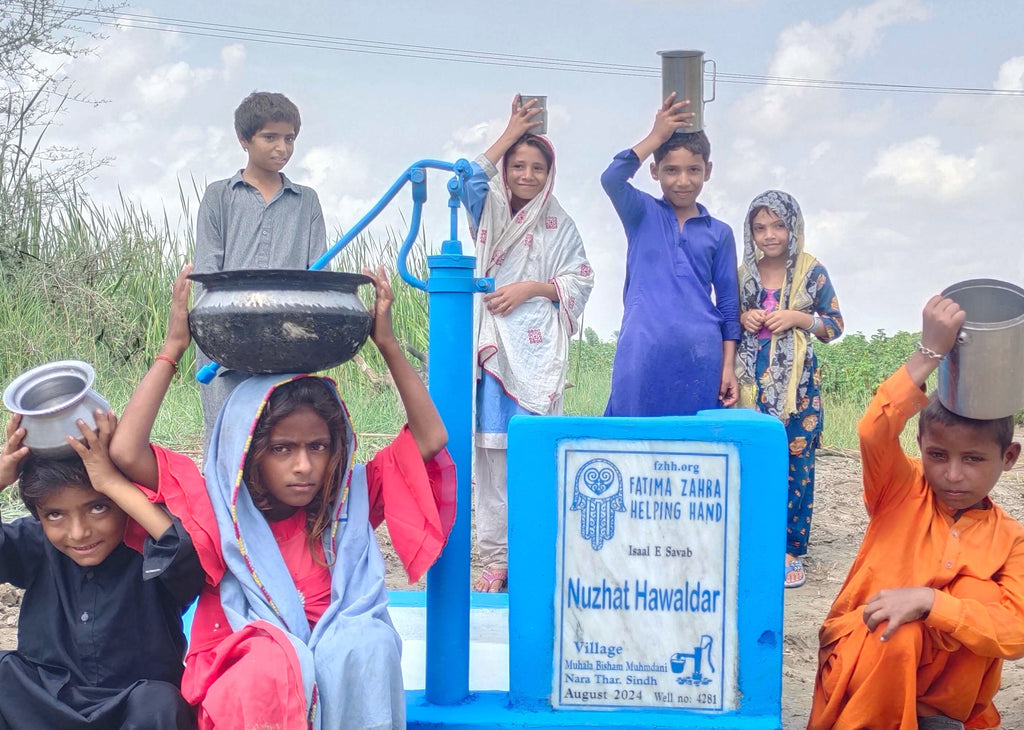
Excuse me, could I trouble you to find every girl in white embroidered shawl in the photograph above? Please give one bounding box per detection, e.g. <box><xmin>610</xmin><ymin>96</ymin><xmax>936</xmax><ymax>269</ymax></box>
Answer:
<box><xmin>460</xmin><ymin>96</ymin><xmax>594</xmax><ymax>591</ymax></box>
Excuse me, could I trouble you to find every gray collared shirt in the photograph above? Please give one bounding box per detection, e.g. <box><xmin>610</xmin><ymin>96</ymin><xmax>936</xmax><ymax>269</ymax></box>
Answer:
<box><xmin>192</xmin><ymin>170</ymin><xmax>328</xmax><ymax>450</ymax></box>
<box><xmin>193</xmin><ymin>170</ymin><xmax>327</xmax><ymax>274</ymax></box>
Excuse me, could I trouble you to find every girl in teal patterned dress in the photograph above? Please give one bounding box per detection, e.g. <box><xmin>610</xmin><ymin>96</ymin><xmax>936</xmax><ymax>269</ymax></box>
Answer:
<box><xmin>735</xmin><ymin>190</ymin><xmax>843</xmax><ymax>589</ymax></box>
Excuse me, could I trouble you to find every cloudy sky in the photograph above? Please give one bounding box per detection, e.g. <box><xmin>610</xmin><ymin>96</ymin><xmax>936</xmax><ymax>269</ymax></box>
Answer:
<box><xmin>40</xmin><ymin>0</ymin><xmax>1024</xmax><ymax>339</ymax></box>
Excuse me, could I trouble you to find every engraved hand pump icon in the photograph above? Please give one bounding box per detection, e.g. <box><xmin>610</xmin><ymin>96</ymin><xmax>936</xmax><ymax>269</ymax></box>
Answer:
<box><xmin>671</xmin><ymin>635</ymin><xmax>714</xmax><ymax>684</ymax></box>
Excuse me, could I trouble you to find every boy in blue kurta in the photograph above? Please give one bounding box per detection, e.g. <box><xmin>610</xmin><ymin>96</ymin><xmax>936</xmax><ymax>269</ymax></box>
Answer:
<box><xmin>601</xmin><ymin>95</ymin><xmax>740</xmax><ymax>416</ymax></box>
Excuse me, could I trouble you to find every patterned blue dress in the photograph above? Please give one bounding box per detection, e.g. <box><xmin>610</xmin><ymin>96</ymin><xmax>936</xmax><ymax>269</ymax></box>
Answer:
<box><xmin>751</xmin><ymin>265</ymin><xmax>843</xmax><ymax>556</ymax></box>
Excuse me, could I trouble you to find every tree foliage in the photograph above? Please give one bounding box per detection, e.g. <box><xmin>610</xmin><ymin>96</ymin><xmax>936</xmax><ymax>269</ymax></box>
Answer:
<box><xmin>1</xmin><ymin>0</ymin><xmax>119</xmax><ymax>261</ymax></box>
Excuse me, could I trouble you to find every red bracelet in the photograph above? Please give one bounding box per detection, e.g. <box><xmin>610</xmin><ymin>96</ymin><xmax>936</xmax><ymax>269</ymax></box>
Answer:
<box><xmin>155</xmin><ymin>354</ymin><xmax>178</xmax><ymax>373</ymax></box>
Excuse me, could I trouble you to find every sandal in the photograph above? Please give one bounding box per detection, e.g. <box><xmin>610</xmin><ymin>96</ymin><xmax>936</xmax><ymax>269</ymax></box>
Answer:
<box><xmin>473</xmin><ymin>568</ymin><xmax>508</xmax><ymax>593</ymax></box>
<box><xmin>785</xmin><ymin>558</ymin><xmax>806</xmax><ymax>588</ymax></box>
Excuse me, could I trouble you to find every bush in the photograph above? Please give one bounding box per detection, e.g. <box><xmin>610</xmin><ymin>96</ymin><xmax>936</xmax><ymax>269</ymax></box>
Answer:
<box><xmin>815</xmin><ymin>330</ymin><xmax>919</xmax><ymax>405</ymax></box>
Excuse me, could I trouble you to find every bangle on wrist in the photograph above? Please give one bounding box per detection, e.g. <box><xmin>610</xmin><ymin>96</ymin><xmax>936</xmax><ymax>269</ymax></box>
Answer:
<box><xmin>155</xmin><ymin>354</ymin><xmax>178</xmax><ymax>373</ymax></box>
<box><xmin>805</xmin><ymin>313</ymin><xmax>821</xmax><ymax>333</ymax></box>
<box><xmin>915</xmin><ymin>342</ymin><xmax>946</xmax><ymax>361</ymax></box>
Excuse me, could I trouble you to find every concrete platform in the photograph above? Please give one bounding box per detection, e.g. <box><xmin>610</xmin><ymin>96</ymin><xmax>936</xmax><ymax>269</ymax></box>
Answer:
<box><xmin>389</xmin><ymin>590</ymin><xmax>509</xmax><ymax>692</ymax></box>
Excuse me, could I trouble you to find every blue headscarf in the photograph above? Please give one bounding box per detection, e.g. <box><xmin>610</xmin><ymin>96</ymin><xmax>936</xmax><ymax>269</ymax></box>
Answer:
<box><xmin>205</xmin><ymin>373</ymin><xmax>404</xmax><ymax>730</ymax></box>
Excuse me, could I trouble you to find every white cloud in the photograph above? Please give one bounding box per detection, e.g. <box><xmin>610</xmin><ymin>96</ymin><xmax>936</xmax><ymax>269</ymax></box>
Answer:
<box><xmin>867</xmin><ymin>136</ymin><xmax>979</xmax><ymax>201</ymax></box>
<box><xmin>772</xmin><ymin>0</ymin><xmax>928</xmax><ymax>75</ymax></box>
<box><xmin>299</xmin><ymin>145</ymin><xmax>371</xmax><ymax>192</ymax></box>
<box><xmin>296</xmin><ymin>145</ymin><xmax>387</xmax><ymax>236</ymax></box>
<box><xmin>135</xmin><ymin>61</ymin><xmax>217</xmax><ymax>107</ymax></box>
<box><xmin>220</xmin><ymin>44</ymin><xmax>246</xmax><ymax>81</ymax></box>
<box><xmin>808</xmin><ymin>141</ymin><xmax>832</xmax><ymax>164</ymax></box>
<box><xmin>995</xmin><ymin>56</ymin><xmax>1024</xmax><ymax>91</ymax></box>
<box><xmin>735</xmin><ymin>0</ymin><xmax>928</xmax><ymax>135</ymax></box>
<box><xmin>441</xmin><ymin>120</ymin><xmax>505</xmax><ymax>163</ymax></box>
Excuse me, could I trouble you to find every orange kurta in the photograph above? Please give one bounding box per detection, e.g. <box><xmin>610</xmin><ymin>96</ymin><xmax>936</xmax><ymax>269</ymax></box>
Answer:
<box><xmin>808</xmin><ymin>366</ymin><xmax>1024</xmax><ymax>730</ymax></box>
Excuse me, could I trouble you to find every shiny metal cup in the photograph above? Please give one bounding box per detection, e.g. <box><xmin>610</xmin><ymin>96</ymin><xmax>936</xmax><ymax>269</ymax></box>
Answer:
<box><xmin>3</xmin><ymin>360</ymin><xmax>111</xmax><ymax>458</ymax></box>
<box><xmin>938</xmin><ymin>279</ymin><xmax>1024</xmax><ymax>420</ymax></box>
<box><xmin>659</xmin><ymin>50</ymin><xmax>717</xmax><ymax>133</ymax></box>
<box><xmin>517</xmin><ymin>94</ymin><xmax>547</xmax><ymax>135</ymax></box>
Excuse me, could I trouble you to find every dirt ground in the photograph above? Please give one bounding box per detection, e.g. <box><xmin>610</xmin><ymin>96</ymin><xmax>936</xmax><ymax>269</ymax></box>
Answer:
<box><xmin>3</xmin><ymin>453</ymin><xmax>1024</xmax><ymax>728</ymax></box>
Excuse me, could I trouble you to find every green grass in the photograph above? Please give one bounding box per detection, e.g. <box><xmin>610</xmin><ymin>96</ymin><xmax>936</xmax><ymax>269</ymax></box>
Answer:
<box><xmin>822</xmin><ymin>396</ymin><xmax>922</xmax><ymax>455</ymax></box>
<box><xmin>563</xmin><ymin>336</ymin><xmax>614</xmax><ymax>416</ymax></box>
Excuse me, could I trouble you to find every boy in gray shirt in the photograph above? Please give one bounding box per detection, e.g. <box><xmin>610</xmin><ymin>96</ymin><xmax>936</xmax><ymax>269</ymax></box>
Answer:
<box><xmin>193</xmin><ymin>92</ymin><xmax>327</xmax><ymax>448</ymax></box>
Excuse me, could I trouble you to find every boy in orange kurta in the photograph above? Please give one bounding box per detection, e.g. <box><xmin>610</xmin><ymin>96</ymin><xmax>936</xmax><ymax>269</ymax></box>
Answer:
<box><xmin>808</xmin><ymin>295</ymin><xmax>1024</xmax><ymax>730</ymax></box>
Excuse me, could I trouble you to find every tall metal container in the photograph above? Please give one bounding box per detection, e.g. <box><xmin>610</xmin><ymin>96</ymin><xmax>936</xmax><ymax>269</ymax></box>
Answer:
<box><xmin>517</xmin><ymin>94</ymin><xmax>547</xmax><ymax>135</ymax></box>
<box><xmin>658</xmin><ymin>49</ymin><xmax>717</xmax><ymax>132</ymax></box>
<box><xmin>938</xmin><ymin>278</ymin><xmax>1024</xmax><ymax>419</ymax></box>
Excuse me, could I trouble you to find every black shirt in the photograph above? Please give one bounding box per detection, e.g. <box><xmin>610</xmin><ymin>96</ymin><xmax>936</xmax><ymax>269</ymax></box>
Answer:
<box><xmin>0</xmin><ymin>514</ymin><xmax>204</xmax><ymax>689</ymax></box>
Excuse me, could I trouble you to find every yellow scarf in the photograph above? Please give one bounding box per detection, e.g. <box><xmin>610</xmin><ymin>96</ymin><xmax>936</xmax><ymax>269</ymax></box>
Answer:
<box><xmin>737</xmin><ymin>251</ymin><xmax>818</xmax><ymax>418</ymax></box>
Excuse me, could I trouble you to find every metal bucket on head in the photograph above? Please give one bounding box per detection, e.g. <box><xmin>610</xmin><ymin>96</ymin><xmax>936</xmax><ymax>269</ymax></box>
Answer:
<box><xmin>937</xmin><ymin>278</ymin><xmax>1024</xmax><ymax>420</ymax></box>
<box><xmin>2</xmin><ymin>360</ymin><xmax>111</xmax><ymax>458</ymax></box>
<box><xmin>658</xmin><ymin>50</ymin><xmax>716</xmax><ymax>133</ymax></box>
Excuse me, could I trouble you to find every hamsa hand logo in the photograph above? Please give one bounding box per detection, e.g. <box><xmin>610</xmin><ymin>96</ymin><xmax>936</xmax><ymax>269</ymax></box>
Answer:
<box><xmin>571</xmin><ymin>458</ymin><xmax>625</xmax><ymax>550</ymax></box>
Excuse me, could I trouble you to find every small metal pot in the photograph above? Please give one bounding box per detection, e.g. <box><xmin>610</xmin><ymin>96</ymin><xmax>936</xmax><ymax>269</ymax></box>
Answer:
<box><xmin>188</xmin><ymin>269</ymin><xmax>374</xmax><ymax>374</ymax></box>
<box><xmin>938</xmin><ymin>278</ymin><xmax>1024</xmax><ymax>419</ymax></box>
<box><xmin>2</xmin><ymin>360</ymin><xmax>111</xmax><ymax>458</ymax></box>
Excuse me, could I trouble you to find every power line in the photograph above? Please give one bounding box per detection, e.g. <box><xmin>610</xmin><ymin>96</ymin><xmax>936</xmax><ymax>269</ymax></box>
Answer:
<box><xmin>8</xmin><ymin>3</ymin><xmax>1024</xmax><ymax>97</ymax></box>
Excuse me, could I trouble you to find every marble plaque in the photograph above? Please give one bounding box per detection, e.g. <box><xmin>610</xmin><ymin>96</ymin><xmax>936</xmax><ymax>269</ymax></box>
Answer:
<box><xmin>553</xmin><ymin>439</ymin><xmax>740</xmax><ymax>711</ymax></box>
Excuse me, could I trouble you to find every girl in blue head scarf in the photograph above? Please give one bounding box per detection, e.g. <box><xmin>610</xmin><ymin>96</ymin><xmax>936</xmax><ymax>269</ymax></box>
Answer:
<box><xmin>110</xmin><ymin>265</ymin><xmax>456</xmax><ymax>730</ymax></box>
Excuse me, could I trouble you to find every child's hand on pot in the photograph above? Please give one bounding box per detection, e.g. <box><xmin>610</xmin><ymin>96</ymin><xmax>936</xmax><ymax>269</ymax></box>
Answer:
<box><xmin>921</xmin><ymin>295</ymin><xmax>965</xmax><ymax>358</ymax></box>
<box><xmin>0</xmin><ymin>414</ymin><xmax>29</xmax><ymax>490</ymax></box>
<box><xmin>363</xmin><ymin>266</ymin><xmax>397</xmax><ymax>347</ymax></box>
<box><xmin>162</xmin><ymin>264</ymin><xmax>193</xmax><ymax>361</ymax></box>
<box><xmin>502</xmin><ymin>95</ymin><xmax>544</xmax><ymax>140</ymax></box>
<box><xmin>67</xmin><ymin>410</ymin><xmax>123</xmax><ymax>492</ymax></box>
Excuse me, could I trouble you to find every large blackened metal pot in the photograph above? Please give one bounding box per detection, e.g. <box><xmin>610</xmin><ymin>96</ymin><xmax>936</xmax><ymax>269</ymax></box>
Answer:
<box><xmin>188</xmin><ymin>269</ymin><xmax>374</xmax><ymax>374</ymax></box>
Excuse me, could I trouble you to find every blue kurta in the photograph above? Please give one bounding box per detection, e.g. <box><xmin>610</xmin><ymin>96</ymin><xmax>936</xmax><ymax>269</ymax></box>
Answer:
<box><xmin>601</xmin><ymin>149</ymin><xmax>741</xmax><ymax>416</ymax></box>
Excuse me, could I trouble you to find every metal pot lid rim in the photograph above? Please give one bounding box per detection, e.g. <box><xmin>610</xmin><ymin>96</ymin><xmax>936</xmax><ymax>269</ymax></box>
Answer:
<box><xmin>189</xmin><ymin>269</ymin><xmax>373</xmax><ymax>292</ymax></box>
<box><xmin>2</xmin><ymin>360</ymin><xmax>97</xmax><ymax>415</ymax></box>
<box><xmin>941</xmin><ymin>278</ymin><xmax>1024</xmax><ymax>329</ymax></box>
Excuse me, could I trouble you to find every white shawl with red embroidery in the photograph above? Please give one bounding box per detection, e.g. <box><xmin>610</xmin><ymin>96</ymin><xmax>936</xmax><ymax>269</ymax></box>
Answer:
<box><xmin>471</xmin><ymin>143</ymin><xmax>594</xmax><ymax>417</ymax></box>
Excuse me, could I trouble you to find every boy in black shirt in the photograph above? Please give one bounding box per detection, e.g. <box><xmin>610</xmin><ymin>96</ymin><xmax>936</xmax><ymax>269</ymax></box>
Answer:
<box><xmin>0</xmin><ymin>410</ymin><xmax>203</xmax><ymax>729</ymax></box>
